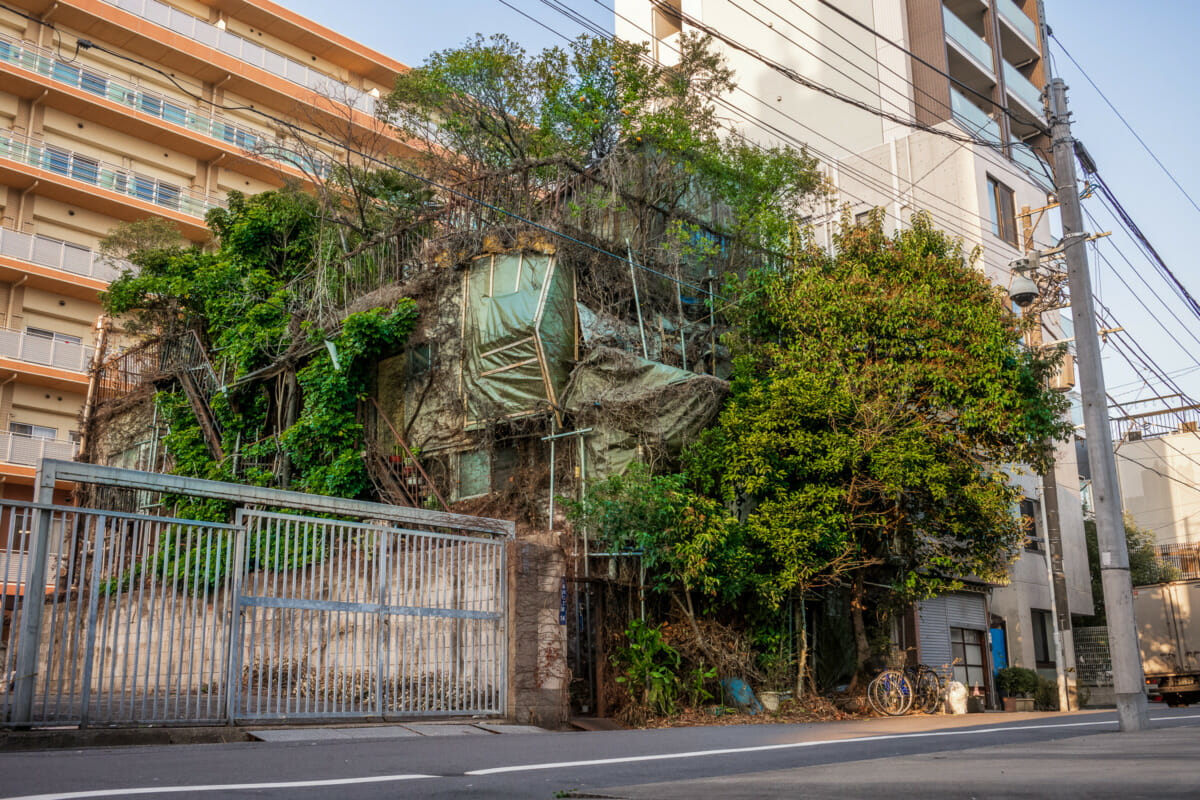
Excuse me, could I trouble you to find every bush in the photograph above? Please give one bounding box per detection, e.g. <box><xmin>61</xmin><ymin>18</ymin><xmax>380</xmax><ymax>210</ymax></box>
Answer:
<box><xmin>1034</xmin><ymin>677</ymin><xmax>1060</xmax><ymax>711</ymax></box>
<box><xmin>996</xmin><ymin>666</ymin><xmax>1040</xmax><ymax>697</ymax></box>
<box><xmin>611</xmin><ymin>620</ymin><xmax>681</xmax><ymax>722</ymax></box>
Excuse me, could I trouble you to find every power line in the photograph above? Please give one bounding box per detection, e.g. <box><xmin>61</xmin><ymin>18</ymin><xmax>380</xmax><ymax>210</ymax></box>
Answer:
<box><xmin>1050</xmin><ymin>32</ymin><xmax>1200</xmax><ymax>219</ymax></box>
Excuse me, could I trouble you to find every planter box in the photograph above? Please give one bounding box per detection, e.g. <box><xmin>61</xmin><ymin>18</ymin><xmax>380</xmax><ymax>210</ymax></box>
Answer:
<box><xmin>1003</xmin><ymin>697</ymin><xmax>1035</xmax><ymax>712</ymax></box>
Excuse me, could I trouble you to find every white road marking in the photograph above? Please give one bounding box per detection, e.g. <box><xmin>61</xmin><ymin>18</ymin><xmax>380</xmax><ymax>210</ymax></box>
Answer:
<box><xmin>5</xmin><ymin>713</ymin><xmax>1198</xmax><ymax>798</ymax></box>
<box><xmin>466</xmin><ymin>714</ymin><xmax>1200</xmax><ymax>775</ymax></box>
<box><xmin>0</xmin><ymin>774</ymin><xmax>435</xmax><ymax>800</ymax></box>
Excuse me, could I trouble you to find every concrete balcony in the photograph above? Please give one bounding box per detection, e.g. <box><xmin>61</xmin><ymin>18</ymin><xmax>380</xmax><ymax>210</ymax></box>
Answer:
<box><xmin>1003</xmin><ymin>61</ymin><xmax>1045</xmax><ymax>122</ymax></box>
<box><xmin>0</xmin><ymin>33</ymin><xmax>322</xmax><ymax>180</ymax></box>
<box><xmin>1011</xmin><ymin>141</ymin><xmax>1054</xmax><ymax>191</ymax></box>
<box><xmin>102</xmin><ymin>0</ymin><xmax>377</xmax><ymax>116</ymax></box>
<box><xmin>943</xmin><ymin>7</ymin><xmax>996</xmax><ymax>98</ymax></box>
<box><xmin>0</xmin><ymin>227</ymin><xmax>127</xmax><ymax>294</ymax></box>
<box><xmin>950</xmin><ymin>87</ymin><xmax>1001</xmax><ymax>145</ymax></box>
<box><xmin>995</xmin><ymin>0</ymin><xmax>1041</xmax><ymax>63</ymax></box>
<box><xmin>0</xmin><ymin>128</ymin><xmax>224</xmax><ymax>236</ymax></box>
<box><xmin>0</xmin><ymin>431</ymin><xmax>79</xmax><ymax>468</ymax></box>
<box><xmin>0</xmin><ymin>327</ymin><xmax>94</xmax><ymax>374</ymax></box>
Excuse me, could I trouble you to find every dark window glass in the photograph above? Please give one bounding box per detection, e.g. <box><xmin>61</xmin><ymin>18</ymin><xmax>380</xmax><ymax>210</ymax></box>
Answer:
<box><xmin>988</xmin><ymin>176</ymin><xmax>1018</xmax><ymax>246</ymax></box>
<box><xmin>80</xmin><ymin>70</ymin><xmax>107</xmax><ymax>96</ymax></box>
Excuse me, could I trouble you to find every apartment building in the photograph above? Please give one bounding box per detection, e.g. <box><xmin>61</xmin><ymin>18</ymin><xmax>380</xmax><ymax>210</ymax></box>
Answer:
<box><xmin>1111</xmin><ymin>403</ymin><xmax>1200</xmax><ymax>548</ymax></box>
<box><xmin>616</xmin><ymin>0</ymin><xmax>1090</xmax><ymax>700</ymax></box>
<box><xmin>0</xmin><ymin>0</ymin><xmax>406</xmax><ymax>502</ymax></box>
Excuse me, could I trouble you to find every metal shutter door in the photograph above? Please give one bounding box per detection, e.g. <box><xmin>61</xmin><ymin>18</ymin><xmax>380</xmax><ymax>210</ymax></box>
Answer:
<box><xmin>945</xmin><ymin>592</ymin><xmax>987</xmax><ymax>630</ymax></box>
<box><xmin>918</xmin><ymin>597</ymin><xmax>951</xmax><ymax>668</ymax></box>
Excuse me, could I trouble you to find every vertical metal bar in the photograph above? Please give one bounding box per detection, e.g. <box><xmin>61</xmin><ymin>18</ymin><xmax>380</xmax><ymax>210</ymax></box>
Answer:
<box><xmin>223</xmin><ymin>513</ymin><xmax>247</xmax><ymax>724</ymax></box>
<box><xmin>184</xmin><ymin>523</ymin><xmax>201</xmax><ymax>721</ymax></box>
<box><xmin>135</xmin><ymin>517</ymin><xmax>154</xmax><ymax>721</ymax></box>
<box><xmin>376</xmin><ymin>531</ymin><xmax>389</xmax><ymax>717</ymax></box>
<box><xmin>115</xmin><ymin>518</ymin><xmax>136</xmax><ymax>721</ymax></box>
<box><xmin>11</xmin><ymin>488</ymin><xmax>55</xmax><ymax>725</ymax></box>
<box><xmin>78</xmin><ymin>514</ymin><xmax>108</xmax><ymax>728</ymax></box>
<box><xmin>197</xmin><ymin>524</ymin><xmax>214</xmax><ymax>721</ymax></box>
<box><xmin>99</xmin><ymin>516</ymin><xmax>125</xmax><ymax>722</ymax></box>
<box><xmin>1</xmin><ymin>508</ymin><xmax>22</xmax><ymax>720</ymax></box>
<box><xmin>161</xmin><ymin>521</ymin><xmax>184</xmax><ymax>722</ymax></box>
<box><xmin>51</xmin><ymin>510</ymin><xmax>81</xmax><ymax>720</ymax></box>
<box><xmin>150</xmin><ymin>519</ymin><xmax>170</xmax><ymax>721</ymax></box>
<box><xmin>38</xmin><ymin>509</ymin><xmax>67</xmax><ymax>720</ymax></box>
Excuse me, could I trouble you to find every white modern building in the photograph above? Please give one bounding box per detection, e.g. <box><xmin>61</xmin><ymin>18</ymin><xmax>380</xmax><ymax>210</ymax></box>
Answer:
<box><xmin>616</xmin><ymin>0</ymin><xmax>1091</xmax><ymax>700</ymax></box>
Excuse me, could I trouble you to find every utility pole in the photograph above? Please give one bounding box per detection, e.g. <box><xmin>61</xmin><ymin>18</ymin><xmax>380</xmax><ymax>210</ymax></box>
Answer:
<box><xmin>1017</xmin><ymin>207</ymin><xmax>1075</xmax><ymax>712</ymax></box>
<box><xmin>1049</xmin><ymin>77</ymin><xmax>1148</xmax><ymax>732</ymax></box>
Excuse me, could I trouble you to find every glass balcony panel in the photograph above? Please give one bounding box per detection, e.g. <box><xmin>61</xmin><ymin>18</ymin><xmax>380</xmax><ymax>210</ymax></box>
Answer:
<box><xmin>943</xmin><ymin>7</ymin><xmax>993</xmax><ymax>73</ymax></box>
<box><xmin>950</xmin><ymin>88</ymin><xmax>1001</xmax><ymax>144</ymax></box>
<box><xmin>1003</xmin><ymin>61</ymin><xmax>1043</xmax><ymax>115</ymax></box>
<box><xmin>996</xmin><ymin>0</ymin><xmax>1039</xmax><ymax>46</ymax></box>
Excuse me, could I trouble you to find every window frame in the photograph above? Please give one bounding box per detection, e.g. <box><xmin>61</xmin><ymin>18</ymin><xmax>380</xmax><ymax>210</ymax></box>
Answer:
<box><xmin>1031</xmin><ymin>608</ymin><xmax>1055</xmax><ymax>667</ymax></box>
<box><xmin>987</xmin><ymin>175</ymin><xmax>1018</xmax><ymax>247</ymax></box>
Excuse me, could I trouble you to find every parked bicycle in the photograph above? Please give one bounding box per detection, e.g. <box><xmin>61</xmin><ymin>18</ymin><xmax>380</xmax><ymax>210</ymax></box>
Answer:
<box><xmin>867</xmin><ymin>663</ymin><xmax>944</xmax><ymax>716</ymax></box>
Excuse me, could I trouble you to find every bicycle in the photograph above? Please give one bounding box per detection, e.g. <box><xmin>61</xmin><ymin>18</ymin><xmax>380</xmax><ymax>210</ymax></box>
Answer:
<box><xmin>905</xmin><ymin>663</ymin><xmax>944</xmax><ymax>714</ymax></box>
<box><xmin>866</xmin><ymin>668</ymin><xmax>912</xmax><ymax>716</ymax></box>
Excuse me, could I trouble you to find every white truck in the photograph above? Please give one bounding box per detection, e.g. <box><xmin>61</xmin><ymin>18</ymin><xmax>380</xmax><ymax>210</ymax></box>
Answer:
<box><xmin>1135</xmin><ymin>579</ymin><xmax>1200</xmax><ymax>707</ymax></box>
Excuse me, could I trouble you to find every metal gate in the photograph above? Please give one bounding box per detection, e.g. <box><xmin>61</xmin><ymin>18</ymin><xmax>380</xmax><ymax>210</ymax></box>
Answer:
<box><xmin>229</xmin><ymin>510</ymin><xmax>506</xmax><ymax>720</ymax></box>
<box><xmin>2</xmin><ymin>460</ymin><xmax>511</xmax><ymax>728</ymax></box>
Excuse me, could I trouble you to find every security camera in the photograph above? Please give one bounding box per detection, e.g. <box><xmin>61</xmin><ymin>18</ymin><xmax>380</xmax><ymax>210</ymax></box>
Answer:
<box><xmin>1007</xmin><ymin>256</ymin><xmax>1039</xmax><ymax>308</ymax></box>
<box><xmin>1008</xmin><ymin>273</ymin><xmax>1039</xmax><ymax>308</ymax></box>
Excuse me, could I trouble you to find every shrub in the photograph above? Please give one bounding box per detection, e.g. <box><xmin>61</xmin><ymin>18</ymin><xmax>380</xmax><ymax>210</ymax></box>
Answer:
<box><xmin>996</xmin><ymin>666</ymin><xmax>1040</xmax><ymax>697</ymax></box>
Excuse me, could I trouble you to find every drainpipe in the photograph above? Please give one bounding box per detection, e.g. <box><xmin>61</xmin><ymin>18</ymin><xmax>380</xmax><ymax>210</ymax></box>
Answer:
<box><xmin>16</xmin><ymin>183</ymin><xmax>38</xmax><ymax>234</ymax></box>
<box><xmin>6</xmin><ymin>275</ymin><xmax>27</xmax><ymax>329</ymax></box>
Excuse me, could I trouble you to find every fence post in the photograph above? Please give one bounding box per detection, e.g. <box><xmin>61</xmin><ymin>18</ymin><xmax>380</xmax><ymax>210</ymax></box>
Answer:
<box><xmin>223</xmin><ymin>512</ymin><xmax>247</xmax><ymax>724</ymax></box>
<box><xmin>11</xmin><ymin>467</ymin><xmax>58</xmax><ymax>725</ymax></box>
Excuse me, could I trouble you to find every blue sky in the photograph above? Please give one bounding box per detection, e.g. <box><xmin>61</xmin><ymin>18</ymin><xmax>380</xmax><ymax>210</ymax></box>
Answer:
<box><xmin>281</xmin><ymin>0</ymin><xmax>1200</xmax><ymax>410</ymax></box>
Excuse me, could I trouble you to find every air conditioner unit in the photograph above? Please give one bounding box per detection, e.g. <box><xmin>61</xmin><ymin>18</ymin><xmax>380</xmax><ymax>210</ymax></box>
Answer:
<box><xmin>1127</xmin><ymin>430</ymin><xmax>1143</xmax><ymax>441</ymax></box>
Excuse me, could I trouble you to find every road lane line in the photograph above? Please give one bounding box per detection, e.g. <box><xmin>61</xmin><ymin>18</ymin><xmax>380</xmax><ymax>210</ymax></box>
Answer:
<box><xmin>0</xmin><ymin>774</ymin><xmax>436</xmax><ymax>800</ymax></box>
<box><xmin>467</xmin><ymin>715</ymin><xmax>1200</xmax><ymax>776</ymax></box>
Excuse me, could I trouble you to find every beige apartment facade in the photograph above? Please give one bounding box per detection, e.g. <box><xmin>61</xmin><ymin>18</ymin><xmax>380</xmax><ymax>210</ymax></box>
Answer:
<box><xmin>617</xmin><ymin>0</ymin><xmax>1091</xmax><ymax>698</ymax></box>
<box><xmin>0</xmin><ymin>0</ymin><xmax>406</xmax><ymax>502</ymax></box>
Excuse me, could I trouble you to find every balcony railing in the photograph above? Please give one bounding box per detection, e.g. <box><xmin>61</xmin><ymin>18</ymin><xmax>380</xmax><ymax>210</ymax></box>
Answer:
<box><xmin>950</xmin><ymin>87</ymin><xmax>1001</xmax><ymax>145</ymax></box>
<box><xmin>995</xmin><ymin>0</ymin><xmax>1040</xmax><ymax>48</ymax></box>
<box><xmin>1003</xmin><ymin>61</ymin><xmax>1044</xmax><ymax>117</ymax></box>
<box><xmin>0</xmin><ymin>128</ymin><xmax>225</xmax><ymax>218</ymax></box>
<box><xmin>101</xmin><ymin>0</ymin><xmax>377</xmax><ymax>116</ymax></box>
<box><xmin>0</xmin><ymin>226</ymin><xmax>128</xmax><ymax>283</ymax></box>
<box><xmin>0</xmin><ymin>327</ymin><xmax>95</xmax><ymax>374</ymax></box>
<box><xmin>0</xmin><ymin>33</ymin><xmax>322</xmax><ymax>176</ymax></box>
<box><xmin>0</xmin><ymin>431</ymin><xmax>79</xmax><ymax>467</ymax></box>
<box><xmin>943</xmin><ymin>7</ymin><xmax>994</xmax><ymax>75</ymax></box>
<box><xmin>1011</xmin><ymin>141</ymin><xmax>1053</xmax><ymax>190</ymax></box>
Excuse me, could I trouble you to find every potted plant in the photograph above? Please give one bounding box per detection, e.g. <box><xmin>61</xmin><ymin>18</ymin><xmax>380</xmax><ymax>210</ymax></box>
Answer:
<box><xmin>996</xmin><ymin>667</ymin><xmax>1039</xmax><ymax>712</ymax></box>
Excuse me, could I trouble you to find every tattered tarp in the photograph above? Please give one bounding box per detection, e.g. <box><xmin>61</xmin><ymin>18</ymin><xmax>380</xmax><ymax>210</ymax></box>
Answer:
<box><xmin>462</xmin><ymin>251</ymin><xmax>576</xmax><ymax>426</ymax></box>
<box><xmin>561</xmin><ymin>346</ymin><xmax>729</xmax><ymax>475</ymax></box>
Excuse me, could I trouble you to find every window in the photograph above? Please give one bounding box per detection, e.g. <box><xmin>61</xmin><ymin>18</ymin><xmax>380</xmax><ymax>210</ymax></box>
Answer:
<box><xmin>1031</xmin><ymin>608</ymin><xmax>1055</xmax><ymax>666</ymax></box>
<box><xmin>987</xmin><ymin>175</ymin><xmax>1018</xmax><ymax>246</ymax></box>
<box><xmin>155</xmin><ymin>181</ymin><xmax>180</xmax><ymax>209</ymax></box>
<box><xmin>71</xmin><ymin>155</ymin><xmax>99</xmax><ymax>185</ymax></box>
<box><xmin>951</xmin><ymin>628</ymin><xmax>986</xmax><ymax>690</ymax></box>
<box><xmin>26</xmin><ymin>327</ymin><xmax>81</xmax><ymax>346</ymax></box>
<box><xmin>80</xmin><ymin>69</ymin><xmax>107</xmax><ymax>96</ymax></box>
<box><xmin>1019</xmin><ymin>497</ymin><xmax>1043</xmax><ymax>551</ymax></box>
<box><xmin>44</xmin><ymin>146</ymin><xmax>70</xmax><ymax>176</ymax></box>
<box><xmin>10</xmin><ymin>422</ymin><xmax>57</xmax><ymax>440</ymax></box>
<box><xmin>457</xmin><ymin>450</ymin><xmax>489</xmax><ymax>499</ymax></box>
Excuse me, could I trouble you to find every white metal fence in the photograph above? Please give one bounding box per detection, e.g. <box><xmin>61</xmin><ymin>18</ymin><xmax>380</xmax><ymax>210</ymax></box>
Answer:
<box><xmin>2</xmin><ymin>467</ymin><xmax>510</xmax><ymax>728</ymax></box>
<box><xmin>0</xmin><ymin>327</ymin><xmax>94</xmax><ymax>373</ymax></box>
<box><xmin>0</xmin><ymin>226</ymin><xmax>127</xmax><ymax>283</ymax></box>
<box><xmin>0</xmin><ymin>433</ymin><xmax>79</xmax><ymax>467</ymax></box>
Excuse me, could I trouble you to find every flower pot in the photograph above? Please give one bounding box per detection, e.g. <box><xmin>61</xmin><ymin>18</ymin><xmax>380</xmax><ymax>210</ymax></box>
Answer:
<box><xmin>1003</xmin><ymin>696</ymin><xmax>1035</xmax><ymax>712</ymax></box>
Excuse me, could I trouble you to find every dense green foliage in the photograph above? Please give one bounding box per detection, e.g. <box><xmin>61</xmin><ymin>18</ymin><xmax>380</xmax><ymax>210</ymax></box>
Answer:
<box><xmin>102</xmin><ymin>189</ymin><xmax>417</xmax><ymax>507</ymax></box>
<box><xmin>573</xmin><ymin>214</ymin><xmax>1074</xmax><ymax>680</ymax></box>
<box><xmin>385</xmin><ymin>33</ymin><xmax>819</xmax><ymax>251</ymax></box>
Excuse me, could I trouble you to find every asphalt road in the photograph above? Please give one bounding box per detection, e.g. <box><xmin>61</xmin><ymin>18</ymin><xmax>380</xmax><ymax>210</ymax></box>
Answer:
<box><xmin>2</xmin><ymin>708</ymin><xmax>1198</xmax><ymax>799</ymax></box>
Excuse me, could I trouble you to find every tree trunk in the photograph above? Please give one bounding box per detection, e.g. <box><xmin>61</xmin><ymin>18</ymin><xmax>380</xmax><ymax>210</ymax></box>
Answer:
<box><xmin>794</xmin><ymin>594</ymin><xmax>807</xmax><ymax>698</ymax></box>
<box><xmin>850</xmin><ymin>574</ymin><xmax>871</xmax><ymax>678</ymax></box>
<box><xmin>674</xmin><ymin>591</ymin><xmax>720</xmax><ymax>675</ymax></box>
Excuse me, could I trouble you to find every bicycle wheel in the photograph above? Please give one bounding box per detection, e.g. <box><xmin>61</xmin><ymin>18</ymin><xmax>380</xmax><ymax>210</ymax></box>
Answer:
<box><xmin>871</xmin><ymin>669</ymin><xmax>913</xmax><ymax>716</ymax></box>
<box><xmin>913</xmin><ymin>669</ymin><xmax>942</xmax><ymax>713</ymax></box>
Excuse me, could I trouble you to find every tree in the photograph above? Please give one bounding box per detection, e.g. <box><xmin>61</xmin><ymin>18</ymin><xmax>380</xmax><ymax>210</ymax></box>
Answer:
<box><xmin>686</xmin><ymin>212</ymin><xmax>1074</xmax><ymax>675</ymax></box>
<box><xmin>1082</xmin><ymin>515</ymin><xmax>1179</xmax><ymax>623</ymax></box>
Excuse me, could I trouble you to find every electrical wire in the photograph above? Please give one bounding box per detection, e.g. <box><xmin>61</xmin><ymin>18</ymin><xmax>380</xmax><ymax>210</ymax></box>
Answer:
<box><xmin>1051</xmin><ymin>32</ymin><xmax>1200</xmax><ymax>219</ymax></box>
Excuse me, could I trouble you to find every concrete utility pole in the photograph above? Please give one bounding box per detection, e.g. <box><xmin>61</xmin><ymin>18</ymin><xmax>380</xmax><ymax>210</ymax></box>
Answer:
<box><xmin>1048</xmin><ymin>77</ymin><xmax>1148</xmax><ymax>732</ymax></box>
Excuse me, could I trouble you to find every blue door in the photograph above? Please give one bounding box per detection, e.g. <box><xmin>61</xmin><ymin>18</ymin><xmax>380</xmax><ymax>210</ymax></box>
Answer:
<box><xmin>990</xmin><ymin>626</ymin><xmax>1008</xmax><ymax>676</ymax></box>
